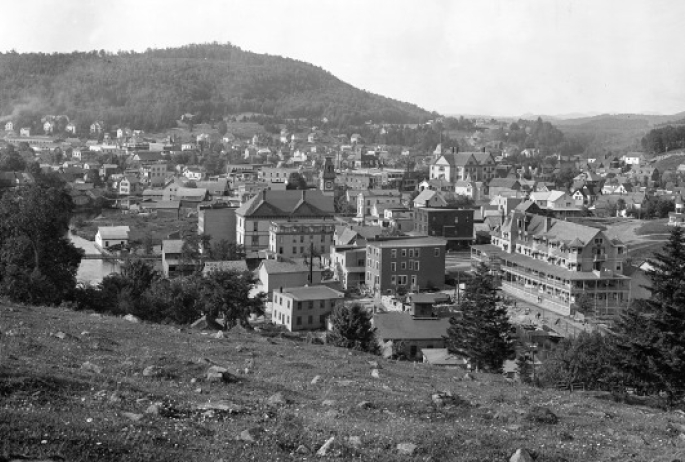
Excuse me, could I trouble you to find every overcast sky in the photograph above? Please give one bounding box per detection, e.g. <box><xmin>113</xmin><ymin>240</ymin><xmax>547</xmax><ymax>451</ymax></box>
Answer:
<box><xmin>1</xmin><ymin>0</ymin><xmax>682</xmax><ymax>117</ymax></box>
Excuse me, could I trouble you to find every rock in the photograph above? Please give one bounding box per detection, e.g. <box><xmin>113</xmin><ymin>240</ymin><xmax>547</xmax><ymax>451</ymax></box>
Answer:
<box><xmin>316</xmin><ymin>436</ymin><xmax>335</xmax><ymax>456</ymax></box>
<box><xmin>524</xmin><ymin>406</ymin><xmax>558</xmax><ymax>424</ymax></box>
<box><xmin>123</xmin><ymin>314</ymin><xmax>140</xmax><ymax>323</ymax></box>
<box><xmin>109</xmin><ymin>392</ymin><xmax>123</xmax><ymax>403</ymax></box>
<box><xmin>80</xmin><ymin>331</ymin><xmax>90</xmax><ymax>336</ymax></box>
<box><xmin>371</xmin><ymin>369</ymin><xmax>380</xmax><ymax>379</ymax></box>
<box><xmin>54</xmin><ymin>331</ymin><xmax>67</xmax><ymax>339</ymax></box>
<box><xmin>295</xmin><ymin>444</ymin><xmax>310</xmax><ymax>454</ymax></box>
<box><xmin>337</xmin><ymin>380</ymin><xmax>355</xmax><ymax>387</ymax></box>
<box><xmin>235</xmin><ymin>345</ymin><xmax>246</xmax><ymax>352</ymax></box>
<box><xmin>212</xmin><ymin>331</ymin><xmax>225</xmax><ymax>339</ymax></box>
<box><xmin>122</xmin><ymin>412</ymin><xmax>143</xmax><ymax>422</ymax></box>
<box><xmin>463</xmin><ymin>373</ymin><xmax>476</xmax><ymax>381</ymax></box>
<box><xmin>239</xmin><ymin>428</ymin><xmax>261</xmax><ymax>443</ymax></box>
<box><xmin>347</xmin><ymin>436</ymin><xmax>362</xmax><ymax>449</ymax></box>
<box><xmin>311</xmin><ymin>375</ymin><xmax>322</xmax><ymax>384</ymax></box>
<box><xmin>324</xmin><ymin>409</ymin><xmax>339</xmax><ymax>418</ymax></box>
<box><xmin>396</xmin><ymin>442</ymin><xmax>417</xmax><ymax>456</ymax></box>
<box><xmin>206</xmin><ymin>366</ymin><xmax>238</xmax><ymax>383</ymax></box>
<box><xmin>81</xmin><ymin>361</ymin><xmax>102</xmax><ymax>374</ymax></box>
<box><xmin>431</xmin><ymin>393</ymin><xmax>445</xmax><ymax>407</ymax></box>
<box><xmin>509</xmin><ymin>448</ymin><xmax>534</xmax><ymax>462</ymax></box>
<box><xmin>267</xmin><ymin>392</ymin><xmax>288</xmax><ymax>406</ymax></box>
<box><xmin>322</xmin><ymin>399</ymin><xmax>337</xmax><ymax>407</ymax></box>
<box><xmin>357</xmin><ymin>401</ymin><xmax>374</xmax><ymax>409</ymax></box>
<box><xmin>367</xmin><ymin>360</ymin><xmax>379</xmax><ymax>368</ymax></box>
<box><xmin>142</xmin><ymin>365</ymin><xmax>164</xmax><ymax>377</ymax></box>
<box><xmin>145</xmin><ymin>403</ymin><xmax>162</xmax><ymax>415</ymax></box>
<box><xmin>190</xmin><ymin>378</ymin><xmax>197</xmax><ymax>384</ymax></box>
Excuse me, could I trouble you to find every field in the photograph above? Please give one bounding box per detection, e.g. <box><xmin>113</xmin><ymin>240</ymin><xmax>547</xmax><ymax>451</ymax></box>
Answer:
<box><xmin>72</xmin><ymin>209</ymin><xmax>196</xmax><ymax>244</ymax></box>
<box><xmin>2</xmin><ymin>303</ymin><xmax>685</xmax><ymax>461</ymax></box>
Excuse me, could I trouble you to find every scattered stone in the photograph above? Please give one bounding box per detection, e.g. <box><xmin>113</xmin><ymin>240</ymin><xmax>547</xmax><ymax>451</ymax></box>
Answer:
<box><xmin>196</xmin><ymin>401</ymin><xmax>246</xmax><ymax>414</ymax></box>
<box><xmin>80</xmin><ymin>331</ymin><xmax>90</xmax><ymax>336</ymax></box>
<box><xmin>322</xmin><ymin>399</ymin><xmax>337</xmax><ymax>407</ymax></box>
<box><xmin>396</xmin><ymin>442</ymin><xmax>417</xmax><ymax>456</ymax></box>
<box><xmin>368</xmin><ymin>360</ymin><xmax>379</xmax><ymax>368</ymax></box>
<box><xmin>235</xmin><ymin>345</ymin><xmax>246</xmax><ymax>352</ymax></box>
<box><xmin>506</xmin><ymin>424</ymin><xmax>522</xmax><ymax>432</ymax></box>
<box><xmin>81</xmin><ymin>361</ymin><xmax>102</xmax><ymax>374</ymax></box>
<box><xmin>121</xmin><ymin>412</ymin><xmax>143</xmax><ymax>422</ymax></box>
<box><xmin>267</xmin><ymin>392</ymin><xmax>288</xmax><ymax>406</ymax></box>
<box><xmin>123</xmin><ymin>314</ymin><xmax>140</xmax><ymax>323</ymax></box>
<box><xmin>524</xmin><ymin>406</ymin><xmax>558</xmax><ymax>425</ymax></box>
<box><xmin>54</xmin><ymin>331</ymin><xmax>67</xmax><ymax>339</ymax></box>
<box><xmin>463</xmin><ymin>373</ymin><xmax>476</xmax><ymax>381</ymax></box>
<box><xmin>195</xmin><ymin>388</ymin><xmax>203</xmax><ymax>393</ymax></box>
<box><xmin>190</xmin><ymin>378</ymin><xmax>197</xmax><ymax>384</ymax></box>
<box><xmin>109</xmin><ymin>392</ymin><xmax>123</xmax><ymax>403</ymax></box>
<box><xmin>239</xmin><ymin>428</ymin><xmax>260</xmax><ymax>443</ymax></box>
<box><xmin>212</xmin><ymin>331</ymin><xmax>225</xmax><ymax>339</ymax></box>
<box><xmin>316</xmin><ymin>436</ymin><xmax>335</xmax><ymax>456</ymax></box>
<box><xmin>357</xmin><ymin>401</ymin><xmax>374</xmax><ymax>409</ymax></box>
<box><xmin>347</xmin><ymin>436</ymin><xmax>362</xmax><ymax>449</ymax></box>
<box><xmin>509</xmin><ymin>448</ymin><xmax>534</xmax><ymax>462</ymax></box>
<box><xmin>337</xmin><ymin>380</ymin><xmax>356</xmax><ymax>387</ymax></box>
<box><xmin>371</xmin><ymin>369</ymin><xmax>380</xmax><ymax>379</ymax></box>
<box><xmin>311</xmin><ymin>375</ymin><xmax>322</xmax><ymax>385</ymax></box>
<box><xmin>142</xmin><ymin>365</ymin><xmax>164</xmax><ymax>377</ymax></box>
<box><xmin>145</xmin><ymin>403</ymin><xmax>161</xmax><ymax>415</ymax></box>
<box><xmin>324</xmin><ymin>409</ymin><xmax>339</xmax><ymax>419</ymax></box>
<box><xmin>296</xmin><ymin>444</ymin><xmax>310</xmax><ymax>455</ymax></box>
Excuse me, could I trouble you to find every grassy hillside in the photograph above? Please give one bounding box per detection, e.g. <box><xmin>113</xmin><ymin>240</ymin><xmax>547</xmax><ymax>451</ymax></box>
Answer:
<box><xmin>0</xmin><ymin>43</ymin><xmax>433</xmax><ymax>132</ymax></box>
<box><xmin>2</xmin><ymin>303</ymin><xmax>685</xmax><ymax>461</ymax></box>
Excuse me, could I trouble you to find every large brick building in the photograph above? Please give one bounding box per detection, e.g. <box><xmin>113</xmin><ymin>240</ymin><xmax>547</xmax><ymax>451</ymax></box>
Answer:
<box><xmin>413</xmin><ymin>208</ymin><xmax>474</xmax><ymax>248</ymax></box>
<box><xmin>365</xmin><ymin>237</ymin><xmax>447</xmax><ymax>296</ymax></box>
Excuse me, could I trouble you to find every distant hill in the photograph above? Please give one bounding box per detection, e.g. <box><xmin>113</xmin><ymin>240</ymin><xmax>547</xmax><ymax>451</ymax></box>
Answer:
<box><xmin>555</xmin><ymin>112</ymin><xmax>685</xmax><ymax>129</ymax></box>
<box><xmin>0</xmin><ymin>43</ymin><xmax>434</xmax><ymax>132</ymax></box>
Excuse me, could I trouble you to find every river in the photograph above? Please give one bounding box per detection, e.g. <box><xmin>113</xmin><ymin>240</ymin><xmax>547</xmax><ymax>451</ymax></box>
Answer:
<box><xmin>69</xmin><ymin>233</ymin><xmax>120</xmax><ymax>284</ymax></box>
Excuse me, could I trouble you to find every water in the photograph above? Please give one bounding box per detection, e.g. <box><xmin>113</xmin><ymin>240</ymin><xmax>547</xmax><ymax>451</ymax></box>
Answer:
<box><xmin>69</xmin><ymin>233</ymin><xmax>120</xmax><ymax>284</ymax></box>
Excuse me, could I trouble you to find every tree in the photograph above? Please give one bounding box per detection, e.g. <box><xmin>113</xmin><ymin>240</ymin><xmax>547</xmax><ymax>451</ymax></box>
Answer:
<box><xmin>286</xmin><ymin>172</ymin><xmax>308</xmax><ymax>190</ymax></box>
<box><xmin>210</xmin><ymin>240</ymin><xmax>244</xmax><ymax>260</ymax></box>
<box><xmin>573</xmin><ymin>293</ymin><xmax>595</xmax><ymax>317</ymax></box>
<box><xmin>614</xmin><ymin>227</ymin><xmax>685</xmax><ymax>404</ymax></box>
<box><xmin>0</xmin><ymin>182</ymin><xmax>83</xmax><ymax>305</ymax></box>
<box><xmin>327</xmin><ymin>304</ymin><xmax>379</xmax><ymax>354</ymax></box>
<box><xmin>445</xmin><ymin>263</ymin><xmax>514</xmax><ymax>372</ymax></box>
<box><xmin>199</xmin><ymin>269</ymin><xmax>266</xmax><ymax>330</ymax></box>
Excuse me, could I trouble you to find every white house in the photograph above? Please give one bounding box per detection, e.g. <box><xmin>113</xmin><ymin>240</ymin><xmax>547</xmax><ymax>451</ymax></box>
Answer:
<box><xmin>95</xmin><ymin>226</ymin><xmax>130</xmax><ymax>250</ymax></box>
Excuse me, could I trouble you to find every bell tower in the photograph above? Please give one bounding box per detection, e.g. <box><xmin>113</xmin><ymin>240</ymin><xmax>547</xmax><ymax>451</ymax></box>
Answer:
<box><xmin>320</xmin><ymin>156</ymin><xmax>336</xmax><ymax>196</ymax></box>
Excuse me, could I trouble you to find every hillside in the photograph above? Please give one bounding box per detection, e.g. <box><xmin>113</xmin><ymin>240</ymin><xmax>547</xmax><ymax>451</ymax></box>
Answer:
<box><xmin>0</xmin><ymin>43</ymin><xmax>433</xmax><ymax>132</ymax></box>
<box><xmin>2</xmin><ymin>304</ymin><xmax>685</xmax><ymax>461</ymax></box>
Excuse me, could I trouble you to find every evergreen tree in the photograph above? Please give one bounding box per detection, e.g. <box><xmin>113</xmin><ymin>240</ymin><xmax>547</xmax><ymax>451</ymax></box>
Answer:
<box><xmin>614</xmin><ymin>226</ymin><xmax>685</xmax><ymax>404</ymax></box>
<box><xmin>445</xmin><ymin>263</ymin><xmax>514</xmax><ymax>372</ymax></box>
<box><xmin>327</xmin><ymin>304</ymin><xmax>379</xmax><ymax>354</ymax></box>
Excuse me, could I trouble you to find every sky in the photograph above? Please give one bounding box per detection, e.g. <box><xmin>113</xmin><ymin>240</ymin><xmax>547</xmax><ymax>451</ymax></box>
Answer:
<box><xmin>0</xmin><ymin>0</ymin><xmax>683</xmax><ymax>117</ymax></box>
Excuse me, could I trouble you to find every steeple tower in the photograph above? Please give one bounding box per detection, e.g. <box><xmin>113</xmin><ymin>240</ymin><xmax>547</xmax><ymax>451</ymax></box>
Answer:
<box><xmin>320</xmin><ymin>156</ymin><xmax>335</xmax><ymax>196</ymax></box>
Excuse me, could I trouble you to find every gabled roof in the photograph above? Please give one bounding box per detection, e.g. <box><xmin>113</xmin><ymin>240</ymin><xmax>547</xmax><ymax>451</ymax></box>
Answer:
<box><xmin>260</xmin><ymin>259</ymin><xmax>322</xmax><ymax>274</ymax></box>
<box><xmin>162</xmin><ymin>239</ymin><xmax>184</xmax><ymax>254</ymax></box>
<box><xmin>374</xmin><ymin>312</ymin><xmax>451</xmax><ymax>340</ymax></box>
<box><xmin>236</xmin><ymin>190</ymin><xmax>334</xmax><ymax>218</ymax></box>
<box><xmin>97</xmin><ymin>226</ymin><xmax>130</xmax><ymax>239</ymax></box>
<box><xmin>439</xmin><ymin>152</ymin><xmax>476</xmax><ymax>167</ymax></box>
<box><xmin>488</xmin><ymin>178</ymin><xmax>520</xmax><ymax>189</ymax></box>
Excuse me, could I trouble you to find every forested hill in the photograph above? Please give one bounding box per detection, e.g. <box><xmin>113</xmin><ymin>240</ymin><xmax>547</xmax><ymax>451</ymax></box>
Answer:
<box><xmin>0</xmin><ymin>43</ymin><xmax>434</xmax><ymax>132</ymax></box>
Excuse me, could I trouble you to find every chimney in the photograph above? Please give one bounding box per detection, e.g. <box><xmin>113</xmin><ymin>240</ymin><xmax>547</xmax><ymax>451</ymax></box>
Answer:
<box><xmin>279</xmin><ymin>287</ymin><xmax>283</xmax><ymax>293</ymax></box>
<box><xmin>451</xmin><ymin>146</ymin><xmax>456</xmax><ymax>154</ymax></box>
<box><xmin>301</xmin><ymin>190</ymin><xmax>306</xmax><ymax>201</ymax></box>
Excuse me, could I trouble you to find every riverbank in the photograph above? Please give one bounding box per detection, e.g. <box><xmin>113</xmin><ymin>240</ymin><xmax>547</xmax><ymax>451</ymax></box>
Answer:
<box><xmin>71</xmin><ymin>209</ymin><xmax>196</xmax><ymax>243</ymax></box>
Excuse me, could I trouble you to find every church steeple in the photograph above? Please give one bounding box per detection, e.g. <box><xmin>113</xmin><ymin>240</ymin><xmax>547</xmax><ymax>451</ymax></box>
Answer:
<box><xmin>320</xmin><ymin>156</ymin><xmax>336</xmax><ymax>196</ymax></box>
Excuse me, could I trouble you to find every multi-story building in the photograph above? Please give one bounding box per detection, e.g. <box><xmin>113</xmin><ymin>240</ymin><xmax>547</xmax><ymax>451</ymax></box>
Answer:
<box><xmin>272</xmin><ymin>285</ymin><xmax>344</xmax><ymax>332</ymax></box>
<box><xmin>236</xmin><ymin>190</ymin><xmax>335</xmax><ymax>252</ymax></box>
<box><xmin>413</xmin><ymin>208</ymin><xmax>474</xmax><ymax>248</ymax></box>
<box><xmin>141</xmin><ymin>163</ymin><xmax>168</xmax><ymax>186</ymax></box>
<box><xmin>365</xmin><ymin>237</ymin><xmax>447</xmax><ymax>296</ymax></box>
<box><xmin>471</xmin><ymin>210</ymin><xmax>630</xmax><ymax>317</ymax></box>
<box><xmin>198</xmin><ymin>203</ymin><xmax>238</xmax><ymax>245</ymax></box>
<box><xmin>268</xmin><ymin>221</ymin><xmax>336</xmax><ymax>258</ymax></box>
<box><xmin>430</xmin><ymin>150</ymin><xmax>497</xmax><ymax>183</ymax></box>
<box><xmin>330</xmin><ymin>245</ymin><xmax>366</xmax><ymax>290</ymax></box>
<box><xmin>356</xmin><ymin>189</ymin><xmax>402</xmax><ymax>219</ymax></box>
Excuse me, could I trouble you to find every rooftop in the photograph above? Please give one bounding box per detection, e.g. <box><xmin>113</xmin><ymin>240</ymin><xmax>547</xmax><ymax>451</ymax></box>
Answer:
<box><xmin>373</xmin><ymin>312</ymin><xmax>451</xmax><ymax>340</ymax></box>
<box><xmin>97</xmin><ymin>226</ymin><xmax>130</xmax><ymax>239</ymax></box>
<box><xmin>279</xmin><ymin>285</ymin><xmax>344</xmax><ymax>301</ymax></box>
<box><xmin>368</xmin><ymin>237</ymin><xmax>447</xmax><ymax>248</ymax></box>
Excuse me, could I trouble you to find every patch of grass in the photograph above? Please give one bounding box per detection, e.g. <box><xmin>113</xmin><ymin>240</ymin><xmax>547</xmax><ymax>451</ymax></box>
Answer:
<box><xmin>1</xmin><ymin>303</ymin><xmax>685</xmax><ymax>461</ymax></box>
<box><xmin>635</xmin><ymin>219</ymin><xmax>672</xmax><ymax>236</ymax></box>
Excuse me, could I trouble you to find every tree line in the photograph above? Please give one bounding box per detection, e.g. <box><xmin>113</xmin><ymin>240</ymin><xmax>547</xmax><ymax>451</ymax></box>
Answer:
<box><xmin>642</xmin><ymin>125</ymin><xmax>685</xmax><ymax>153</ymax></box>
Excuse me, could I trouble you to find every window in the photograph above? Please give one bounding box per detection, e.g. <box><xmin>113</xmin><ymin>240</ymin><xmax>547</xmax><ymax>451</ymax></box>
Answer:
<box><xmin>391</xmin><ymin>262</ymin><xmax>396</xmax><ymax>271</ymax></box>
<box><xmin>397</xmin><ymin>275</ymin><xmax>407</xmax><ymax>285</ymax></box>
<box><xmin>308</xmin><ymin>315</ymin><xmax>313</xmax><ymax>324</ymax></box>
<box><xmin>415</xmin><ymin>248</ymin><xmax>420</xmax><ymax>257</ymax></box>
<box><xmin>300</xmin><ymin>236</ymin><xmax>304</xmax><ymax>243</ymax></box>
<box><xmin>375</xmin><ymin>261</ymin><xmax>379</xmax><ymax>270</ymax></box>
<box><xmin>251</xmin><ymin>236</ymin><xmax>259</xmax><ymax>246</ymax></box>
<box><xmin>253</xmin><ymin>222</ymin><xmax>258</xmax><ymax>232</ymax></box>
<box><xmin>293</xmin><ymin>247</ymin><xmax>297</xmax><ymax>254</ymax></box>
<box><xmin>411</xmin><ymin>275</ymin><xmax>417</xmax><ymax>287</ymax></box>
<box><xmin>309</xmin><ymin>301</ymin><xmax>314</xmax><ymax>310</ymax></box>
<box><xmin>618</xmin><ymin>247</ymin><xmax>624</xmax><ymax>255</ymax></box>
<box><xmin>391</xmin><ymin>249</ymin><xmax>397</xmax><ymax>258</ymax></box>
<box><xmin>415</xmin><ymin>261</ymin><xmax>420</xmax><ymax>271</ymax></box>
<box><xmin>320</xmin><ymin>315</ymin><xmax>326</xmax><ymax>325</ymax></box>
<box><xmin>409</xmin><ymin>249</ymin><xmax>414</xmax><ymax>258</ymax></box>
<box><xmin>297</xmin><ymin>317</ymin><xmax>302</xmax><ymax>326</ymax></box>
<box><xmin>391</xmin><ymin>275</ymin><xmax>396</xmax><ymax>285</ymax></box>
<box><xmin>401</xmin><ymin>249</ymin><xmax>407</xmax><ymax>257</ymax></box>
<box><xmin>401</xmin><ymin>262</ymin><xmax>406</xmax><ymax>270</ymax></box>
<box><xmin>320</xmin><ymin>300</ymin><xmax>325</xmax><ymax>309</ymax></box>
<box><xmin>434</xmin><ymin>248</ymin><xmax>440</xmax><ymax>257</ymax></box>
<box><xmin>408</xmin><ymin>261</ymin><xmax>413</xmax><ymax>270</ymax></box>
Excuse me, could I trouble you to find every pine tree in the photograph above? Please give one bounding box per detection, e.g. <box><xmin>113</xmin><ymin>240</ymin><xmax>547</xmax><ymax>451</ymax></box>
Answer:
<box><xmin>445</xmin><ymin>263</ymin><xmax>514</xmax><ymax>372</ymax></box>
<box><xmin>614</xmin><ymin>226</ymin><xmax>685</xmax><ymax>403</ymax></box>
<box><xmin>327</xmin><ymin>304</ymin><xmax>379</xmax><ymax>354</ymax></box>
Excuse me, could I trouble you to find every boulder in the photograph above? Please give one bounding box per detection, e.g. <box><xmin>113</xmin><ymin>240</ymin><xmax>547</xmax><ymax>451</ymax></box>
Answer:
<box><xmin>322</xmin><ymin>399</ymin><xmax>337</xmax><ymax>407</ymax></box>
<box><xmin>371</xmin><ymin>369</ymin><xmax>380</xmax><ymax>379</ymax></box>
<box><xmin>316</xmin><ymin>436</ymin><xmax>335</xmax><ymax>456</ymax></box>
<box><xmin>357</xmin><ymin>401</ymin><xmax>374</xmax><ymax>409</ymax></box>
<box><xmin>81</xmin><ymin>361</ymin><xmax>102</xmax><ymax>374</ymax></box>
<box><xmin>123</xmin><ymin>314</ymin><xmax>140</xmax><ymax>323</ymax></box>
<box><xmin>145</xmin><ymin>403</ymin><xmax>162</xmax><ymax>415</ymax></box>
<box><xmin>142</xmin><ymin>366</ymin><xmax>165</xmax><ymax>377</ymax></box>
<box><xmin>295</xmin><ymin>445</ymin><xmax>310</xmax><ymax>454</ymax></box>
<box><xmin>121</xmin><ymin>412</ymin><xmax>143</xmax><ymax>422</ymax></box>
<box><xmin>206</xmin><ymin>366</ymin><xmax>238</xmax><ymax>383</ymax></box>
<box><xmin>509</xmin><ymin>448</ymin><xmax>534</xmax><ymax>462</ymax></box>
<box><xmin>396</xmin><ymin>443</ymin><xmax>417</xmax><ymax>456</ymax></box>
<box><xmin>238</xmin><ymin>428</ymin><xmax>262</xmax><ymax>443</ymax></box>
<box><xmin>267</xmin><ymin>392</ymin><xmax>289</xmax><ymax>406</ymax></box>
<box><xmin>311</xmin><ymin>375</ymin><xmax>322</xmax><ymax>385</ymax></box>
<box><xmin>524</xmin><ymin>406</ymin><xmax>558</xmax><ymax>424</ymax></box>
<box><xmin>347</xmin><ymin>436</ymin><xmax>362</xmax><ymax>449</ymax></box>
<box><xmin>367</xmin><ymin>360</ymin><xmax>379</xmax><ymax>368</ymax></box>
<box><xmin>212</xmin><ymin>331</ymin><xmax>225</xmax><ymax>339</ymax></box>
<box><xmin>463</xmin><ymin>373</ymin><xmax>476</xmax><ymax>381</ymax></box>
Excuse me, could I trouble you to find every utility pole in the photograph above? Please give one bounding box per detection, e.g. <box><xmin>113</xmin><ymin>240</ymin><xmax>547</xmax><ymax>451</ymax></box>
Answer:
<box><xmin>308</xmin><ymin>240</ymin><xmax>314</xmax><ymax>284</ymax></box>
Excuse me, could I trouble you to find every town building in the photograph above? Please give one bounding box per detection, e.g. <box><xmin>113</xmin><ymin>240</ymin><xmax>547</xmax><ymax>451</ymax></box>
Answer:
<box><xmin>161</xmin><ymin>239</ymin><xmax>194</xmax><ymax>278</ymax></box>
<box><xmin>413</xmin><ymin>208</ymin><xmax>474</xmax><ymax>248</ymax></box>
<box><xmin>319</xmin><ymin>157</ymin><xmax>336</xmax><ymax>196</ymax></box>
<box><xmin>95</xmin><ymin>226</ymin><xmax>130</xmax><ymax>250</ymax></box>
<box><xmin>329</xmin><ymin>245</ymin><xmax>366</xmax><ymax>290</ymax></box>
<box><xmin>236</xmin><ymin>190</ymin><xmax>335</xmax><ymax>252</ymax></box>
<box><xmin>268</xmin><ymin>221</ymin><xmax>336</xmax><ymax>259</ymax></box>
<box><xmin>256</xmin><ymin>258</ymin><xmax>324</xmax><ymax>294</ymax></box>
<box><xmin>356</xmin><ymin>189</ymin><xmax>402</xmax><ymax>219</ymax></box>
<box><xmin>430</xmin><ymin>150</ymin><xmax>497</xmax><ymax>183</ymax></box>
<box><xmin>272</xmin><ymin>285</ymin><xmax>344</xmax><ymax>332</ymax></box>
<box><xmin>198</xmin><ymin>203</ymin><xmax>238</xmax><ymax>244</ymax></box>
<box><xmin>365</xmin><ymin>237</ymin><xmax>447</xmax><ymax>296</ymax></box>
<box><xmin>472</xmin><ymin>211</ymin><xmax>630</xmax><ymax>317</ymax></box>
